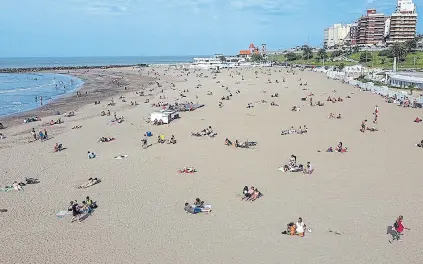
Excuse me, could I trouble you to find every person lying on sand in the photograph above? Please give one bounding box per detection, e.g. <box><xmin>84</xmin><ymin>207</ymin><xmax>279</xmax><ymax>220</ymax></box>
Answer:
<box><xmin>316</xmin><ymin>101</ymin><xmax>324</xmax><ymax>106</ymax></box>
<box><xmin>99</xmin><ymin>137</ymin><xmax>115</xmax><ymax>142</ymax></box>
<box><xmin>184</xmin><ymin>202</ymin><xmax>211</xmax><ymax>214</ymax></box>
<box><xmin>72</xmin><ymin>126</ymin><xmax>82</xmax><ymax>129</ymax></box>
<box><xmin>54</xmin><ymin>143</ymin><xmax>63</xmax><ymax>152</ymax></box>
<box><xmin>168</xmin><ymin>135</ymin><xmax>177</xmax><ymax>144</ymax></box>
<box><xmin>291</xmin><ymin>105</ymin><xmax>300</xmax><ymax>111</ymax></box>
<box><xmin>12</xmin><ymin>181</ymin><xmax>24</xmax><ymax>191</ymax></box>
<box><xmin>0</xmin><ymin>133</ymin><xmax>5</xmax><ymax>140</ymax></box>
<box><xmin>101</xmin><ymin>111</ymin><xmax>106</xmax><ymax>116</ymax></box>
<box><xmin>179</xmin><ymin>167</ymin><xmax>196</xmax><ymax>173</ymax></box>
<box><xmin>77</xmin><ymin>178</ymin><xmax>101</xmax><ymax>189</ymax></box>
<box><xmin>366</xmin><ymin>127</ymin><xmax>378</xmax><ymax>132</ymax></box>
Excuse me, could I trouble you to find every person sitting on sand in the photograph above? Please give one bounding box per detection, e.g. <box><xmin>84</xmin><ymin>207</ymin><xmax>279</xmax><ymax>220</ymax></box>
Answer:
<box><xmin>361</xmin><ymin>120</ymin><xmax>367</xmax><ymax>132</ymax></box>
<box><xmin>88</xmin><ymin>151</ymin><xmax>96</xmax><ymax>159</ymax></box>
<box><xmin>225</xmin><ymin>138</ymin><xmax>232</xmax><ymax>146</ymax></box>
<box><xmin>335</xmin><ymin>142</ymin><xmax>343</xmax><ymax>152</ymax></box>
<box><xmin>329</xmin><ymin>113</ymin><xmax>335</xmax><ymax>119</ymax></box>
<box><xmin>327</xmin><ymin>146</ymin><xmax>333</xmax><ymax>152</ymax></box>
<box><xmin>243</xmin><ymin>186</ymin><xmax>255</xmax><ymax>201</ymax></box>
<box><xmin>414</xmin><ymin>117</ymin><xmax>422</xmax><ymax>123</ymax></box>
<box><xmin>337</xmin><ymin>114</ymin><xmax>342</xmax><ymax>119</ymax></box>
<box><xmin>69</xmin><ymin>201</ymin><xmax>81</xmax><ymax>222</ymax></box>
<box><xmin>317</xmin><ymin>101</ymin><xmax>324</xmax><ymax>106</ymax></box>
<box><xmin>289</xmin><ymin>155</ymin><xmax>297</xmax><ymax>167</ymax></box>
<box><xmin>235</xmin><ymin>140</ymin><xmax>240</xmax><ymax>148</ymax></box>
<box><xmin>54</xmin><ymin>143</ymin><xmax>63</xmax><ymax>152</ymax></box>
<box><xmin>0</xmin><ymin>123</ymin><xmax>4</xmax><ymax>129</ymax></box>
<box><xmin>327</xmin><ymin>96</ymin><xmax>331</xmax><ymax>101</ymax></box>
<box><xmin>303</xmin><ymin>162</ymin><xmax>313</xmax><ymax>174</ymax></box>
<box><xmin>250</xmin><ymin>189</ymin><xmax>262</xmax><ymax>201</ymax></box>
<box><xmin>416</xmin><ymin>140</ymin><xmax>423</xmax><ymax>147</ymax></box>
<box><xmin>158</xmin><ymin>135</ymin><xmax>165</xmax><ymax>144</ymax></box>
<box><xmin>101</xmin><ymin>111</ymin><xmax>106</xmax><ymax>116</ymax></box>
<box><xmin>168</xmin><ymin>135</ymin><xmax>177</xmax><ymax>144</ymax></box>
<box><xmin>0</xmin><ymin>133</ymin><xmax>4</xmax><ymax>140</ymax></box>
<box><xmin>81</xmin><ymin>201</ymin><xmax>92</xmax><ymax>214</ymax></box>
<box><xmin>194</xmin><ymin>198</ymin><xmax>202</xmax><ymax>207</ymax></box>
<box><xmin>296</xmin><ymin>217</ymin><xmax>307</xmax><ymax>237</ymax></box>
<box><xmin>107</xmin><ymin>110</ymin><xmax>111</xmax><ymax>116</ymax></box>
<box><xmin>12</xmin><ymin>181</ymin><xmax>23</xmax><ymax>191</ymax></box>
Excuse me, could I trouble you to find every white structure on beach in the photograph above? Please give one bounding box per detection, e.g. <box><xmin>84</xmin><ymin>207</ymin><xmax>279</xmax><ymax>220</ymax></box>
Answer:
<box><xmin>190</xmin><ymin>55</ymin><xmax>271</xmax><ymax>69</ymax></box>
<box><xmin>388</xmin><ymin>72</ymin><xmax>423</xmax><ymax>89</ymax></box>
<box><xmin>150</xmin><ymin>110</ymin><xmax>178</xmax><ymax>124</ymax></box>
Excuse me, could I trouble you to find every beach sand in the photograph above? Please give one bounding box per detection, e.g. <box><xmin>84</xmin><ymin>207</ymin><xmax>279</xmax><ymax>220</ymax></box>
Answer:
<box><xmin>1</xmin><ymin>66</ymin><xmax>423</xmax><ymax>264</ymax></box>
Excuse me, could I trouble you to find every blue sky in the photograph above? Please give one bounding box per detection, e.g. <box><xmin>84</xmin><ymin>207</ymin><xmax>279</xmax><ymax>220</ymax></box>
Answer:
<box><xmin>0</xmin><ymin>0</ymin><xmax>422</xmax><ymax>57</ymax></box>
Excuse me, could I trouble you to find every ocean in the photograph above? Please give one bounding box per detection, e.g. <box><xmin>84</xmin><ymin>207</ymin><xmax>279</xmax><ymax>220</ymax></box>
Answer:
<box><xmin>0</xmin><ymin>56</ymin><xmax>199</xmax><ymax>117</ymax></box>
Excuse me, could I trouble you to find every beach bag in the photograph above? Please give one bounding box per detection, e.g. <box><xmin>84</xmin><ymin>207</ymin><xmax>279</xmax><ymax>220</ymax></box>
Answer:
<box><xmin>394</xmin><ymin>221</ymin><xmax>399</xmax><ymax>229</ymax></box>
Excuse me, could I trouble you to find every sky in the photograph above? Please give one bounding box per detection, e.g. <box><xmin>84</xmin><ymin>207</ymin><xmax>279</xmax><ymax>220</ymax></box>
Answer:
<box><xmin>0</xmin><ymin>0</ymin><xmax>422</xmax><ymax>57</ymax></box>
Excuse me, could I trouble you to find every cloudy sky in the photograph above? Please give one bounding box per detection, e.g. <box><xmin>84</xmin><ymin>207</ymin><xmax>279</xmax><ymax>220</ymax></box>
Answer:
<box><xmin>0</xmin><ymin>0</ymin><xmax>421</xmax><ymax>57</ymax></box>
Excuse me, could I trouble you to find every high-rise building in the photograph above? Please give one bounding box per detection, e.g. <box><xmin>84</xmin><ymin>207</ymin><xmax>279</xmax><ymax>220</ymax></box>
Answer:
<box><xmin>348</xmin><ymin>22</ymin><xmax>359</xmax><ymax>45</ymax></box>
<box><xmin>387</xmin><ymin>0</ymin><xmax>417</xmax><ymax>44</ymax></box>
<box><xmin>324</xmin><ymin>23</ymin><xmax>352</xmax><ymax>48</ymax></box>
<box><xmin>358</xmin><ymin>9</ymin><xmax>388</xmax><ymax>45</ymax></box>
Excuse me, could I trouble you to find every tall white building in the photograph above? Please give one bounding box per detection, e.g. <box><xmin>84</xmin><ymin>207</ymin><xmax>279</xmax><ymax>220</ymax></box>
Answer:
<box><xmin>387</xmin><ymin>0</ymin><xmax>418</xmax><ymax>43</ymax></box>
<box><xmin>324</xmin><ymin>23</ymin><xmax>352</xmax><ymax>48</ymax></box>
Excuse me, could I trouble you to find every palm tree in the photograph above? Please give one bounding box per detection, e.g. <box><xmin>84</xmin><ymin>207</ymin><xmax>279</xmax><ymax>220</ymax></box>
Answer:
<box><xmin>302</xmin><ymin>45</ymin><xmax>313</xmax><ymax>60</ymax></box>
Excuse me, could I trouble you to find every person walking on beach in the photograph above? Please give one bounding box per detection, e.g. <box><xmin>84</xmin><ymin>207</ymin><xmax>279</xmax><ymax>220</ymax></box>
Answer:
<box><xmin>389</xmin><ymin>215</ymin><xmax>410</xmax><ymax>243</ymax></box>
<box><xmin>40</xmin><ymin>96</ymin><xmax>43</xmax><ymax>106</ymax></box>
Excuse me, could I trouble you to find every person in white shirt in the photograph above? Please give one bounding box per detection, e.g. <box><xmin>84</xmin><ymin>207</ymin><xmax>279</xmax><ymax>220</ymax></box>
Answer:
<box><xmin>296</xmin><ymin>217</ymin><xmax>306</xmax><ymax>236</ymax></box>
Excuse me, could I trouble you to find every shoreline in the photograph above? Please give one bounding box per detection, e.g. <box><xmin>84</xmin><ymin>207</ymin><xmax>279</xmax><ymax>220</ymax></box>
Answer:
<box><xmin>0</xmin><ymin>64</ymin><xmax>148</xmax><ymax>73</ymax></box>
<box><xmin>0</xmin><ymin>66</ymin><xmax>157</xmax><ymax>126</ymax></box>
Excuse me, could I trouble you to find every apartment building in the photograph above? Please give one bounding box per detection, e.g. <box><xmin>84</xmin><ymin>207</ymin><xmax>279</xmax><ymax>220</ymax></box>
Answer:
<box><xmin>387</xmin><ymin>0</ymin><xmax>418</xmax><ymax>43</ymax></box>
<box><xmin>358</xmin><ymin>9</ymin><xmax>388</xmax><ymax>45</ymax></box>
<box><xmin>324</xmin><ymin>23</ymin><xmax>352</xmax><ymax>48</ymax></box>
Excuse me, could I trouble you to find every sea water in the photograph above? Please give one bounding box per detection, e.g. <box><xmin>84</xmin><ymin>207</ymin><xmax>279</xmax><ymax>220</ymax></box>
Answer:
<box><xmin>0</xmin><ymin>73</ymin><xmax>83</xmax><ymax>117</ymax></box>
<box><xmin>0</xmin><ymin>56</ymin><xmax>201</xmax><ymax>117</ymax></box>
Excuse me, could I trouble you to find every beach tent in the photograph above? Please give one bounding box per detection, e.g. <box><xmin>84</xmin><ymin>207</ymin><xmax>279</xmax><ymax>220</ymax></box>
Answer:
<box><xmin>150</xmin><ymin>110</ymin><xmax>178</xmax><ymax>124</ymax></box>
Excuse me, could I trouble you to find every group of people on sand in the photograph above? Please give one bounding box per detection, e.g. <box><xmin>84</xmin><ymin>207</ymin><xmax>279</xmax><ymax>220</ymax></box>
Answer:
<box><xmin>54</xmin><ymin>143</ymin><xmax>64</xmax><ymax>152</ymax></box>
<box><xmin>48</xmin><ymin>118</ymin><xmax>62</xmax><ymax>125</ymax></box>
<box><xmin>1</xmin><ymin>177</ymin><xmax>39</xmax><ymax>192</ymax></box>
<box><xmin>0</xmin><ymin>122</ymin><xmax>5</xmax><ymax>129</ymax></box>
<box><xmin>327</xmin><ymin>142</ymin><xmax>348</xmax><ymax>153</ymax></box>
<box><xmin>283</xmin><ymin>217</ymin><xmax>308</xmax><ymax>237</ymax></box>
<box><xmin>360</xmin><ymin>119</ymin><xmax>378</xmax><ymax>132</ymax></box>
<box><xmin>224</xmin><ymin>138</ymin><xmax>256</xmax><ymax>148</ymax></box>
<box><xmin>328</xmin><ymin>113</ymin><xmax>342</xmax><ymax>119</ymax></box>
<box><xmin>68</xmin><ymin>197</ymin><xmax>97</xmax><ymax>222</ymax></box>
<box><xmin>24</xmin><ymin>116</ymin><xmax>40</xmax><ymax>123</ymax></box>
<box><xmin>282</xmin><ymin>155</ymin><xmax>313</xmax><ymax>174</ymax></box>
<box><xmin>99</xmin><ymin>137</ymin><xmax>115</xmax><ymax>143</ymax></box>
<box><xmin>184</xmin><ymin>198</ymin><xmax>211</xmax><ymax>214</ymax></box>
<box><xmin>191</xmin><ymin>126</ymin><xmax>217</xmax><ymax>137</ymax></box>
<box><xmin>242</xmin><ymin>186</ymin><xmax>262</xmax><ymax>201</ymax></box>
<box><xmin>327</xmin><ymin>96</ymin><xmax>343</xmax><ymax>103</ymax></box>
<box><xmin>157</xmin><ymin>134</ymin><xmax>176</xmax><ymax>144</ymax></box>
<box><xmin>101</xmin><ymin>110</ymin><xmax>111</xmax><ymax>116</ymax></box>
<box><xmin>281</xmin><ymin>126</ymin><xmax>307</xmax><ymax>135</ymax></box>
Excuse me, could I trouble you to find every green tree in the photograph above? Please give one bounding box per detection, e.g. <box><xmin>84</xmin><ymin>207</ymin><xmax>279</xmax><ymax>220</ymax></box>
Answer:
<box><xmin>404</xmin><ymin>38</ymin><xmax>417</xmax><ymax>52</ymax></box>
<box><xmin>250</xmin><ymin>53</ymin><xmax>263</xmax><ymax>62</ymax></box>
<box><xmin>331</xmin><ymin>50</ymin><xmax>343</xmax><ymax>58</ymax></box>
<box><xmin>352</xmin><ymin>46</ymin><xmax>360</xmax><ymax>54</ymax></box>
<box><xmin>359</xmin><ymin>52</ymin><xmax>373</xmax><ymax>62</ymax></box>
<box><xmin>301</xmin><ymin>45</ymin><xmax>313</xmax><ymax>60</ymax></box>
<box><xmin>337</xmin><ymin>62</ymin><xmax>345</xmax><ymax>71</ymax></box>
<box><xmin>390</xmin><ymin>42</ymin><xmax>407</xmax><ymax>60</ymax></box>
<box><xmin>218</xmin><ymin>55</ymin><xmax>226</xmax><ymax>63</ymax></box>
<box><xmin>316</xmin><ymin>48</ymin><xmax>328</xmax><ymax>60</ymax></box>
<box><xmin>285</xmin><ymin>52</ymin><xmax>298</xmax><ymax>61</ymax></box>
<box><xmin>381</xmin><ymin>58</ymin><xmax>386</xmax><ymax>64</ymax></box>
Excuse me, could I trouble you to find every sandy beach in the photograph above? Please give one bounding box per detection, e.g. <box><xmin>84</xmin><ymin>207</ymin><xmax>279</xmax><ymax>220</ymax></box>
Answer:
<box><xmin>1</xmin><ymin>65</ymin><xmax>423</xmax><ymax>264</ymax></box>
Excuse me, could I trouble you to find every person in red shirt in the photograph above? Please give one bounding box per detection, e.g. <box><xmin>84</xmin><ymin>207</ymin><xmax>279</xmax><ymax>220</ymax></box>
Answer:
<box><xmin>389</xmin><ymin>215</ymin><xmax>410</xmax><ymax>243</ymax></box>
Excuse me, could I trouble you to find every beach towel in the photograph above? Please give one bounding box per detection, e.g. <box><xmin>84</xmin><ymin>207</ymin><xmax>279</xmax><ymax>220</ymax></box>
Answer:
<box><xmin>0</xmin><ymin>186</ymin><xmax>14</xmax><ymax>192</ymax></box>
<box><xmin>114</xmin><ymin>155</ymin><xmax>128</xmax><ymax>160</ymax></box>
<box><xmin>56</xmin><ymin>210</ymin><xmax>71</xmax><ymax>218</ymax></box>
